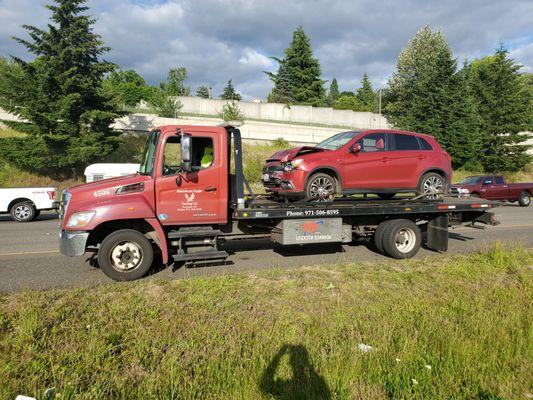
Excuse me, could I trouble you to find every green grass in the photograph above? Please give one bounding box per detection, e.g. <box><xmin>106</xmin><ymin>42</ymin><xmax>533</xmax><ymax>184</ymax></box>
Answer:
<box><xmin>1</xmin><ymin>244</ymin><xmax>531</xmax><ymax>399</ymax></box>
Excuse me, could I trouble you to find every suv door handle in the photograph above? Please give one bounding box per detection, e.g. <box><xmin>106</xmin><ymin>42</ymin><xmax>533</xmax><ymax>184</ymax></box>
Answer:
<box><xmin>204</xmin><ymin>186</ymin><xmax>217</xmax><ymax>192</ymax></box>
<box><xmin>417</xmin><ymin>155</ymin><xmax>425</xmax><ymax>160</ymax></box>
<box><xmin>381</xmin><ymin>157</ymin><xmax>391</xmax><ymax>163</ymax></box>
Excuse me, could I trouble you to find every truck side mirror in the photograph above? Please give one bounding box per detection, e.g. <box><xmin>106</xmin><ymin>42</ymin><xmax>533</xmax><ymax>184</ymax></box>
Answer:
<box><xmin>351</xmin><ymin>143</ymin><xmax>362</xmax><ymax>154</ymax></box>
<box><xmin>181</xmin><ymin>134</ymin><xmax>192</xmax><ymax>172</ymax></box>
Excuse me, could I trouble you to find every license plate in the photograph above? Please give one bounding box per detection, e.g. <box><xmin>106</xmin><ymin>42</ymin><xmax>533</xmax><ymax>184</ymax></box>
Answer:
<box><xmin>263</xmin><ymin>173</ymin><xmax>270</xmax><ymax>182</ymax></box>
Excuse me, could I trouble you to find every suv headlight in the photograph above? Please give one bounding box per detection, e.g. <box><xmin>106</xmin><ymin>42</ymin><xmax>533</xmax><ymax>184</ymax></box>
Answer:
<box><xmin>283</xmin><ymin>159</ymin><xmax>304</xmax><ymax>172</ymax></box>
<box><xmin>67</xmin><ymin>211</ymin><xmax>96</xmax><ymax>228</ymax></box>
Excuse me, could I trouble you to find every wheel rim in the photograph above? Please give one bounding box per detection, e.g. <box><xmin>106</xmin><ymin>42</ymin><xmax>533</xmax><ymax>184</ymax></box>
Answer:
<box><xmin>394</xmin><ymin>227</ymin><xmax>416</xmax><ymax>253</ymax></box>
<box><xmin>423</xmin><ymin>176</ymin><xmax>444</xmax><ymax>199</ymax></box>
<box><xmin>14</xmin><ymin>205</ymin><xmax>31</xmax><ymax>220</ymax></box>
<box><xmin>309</xmin><ymin>177</ymin><xmax>335</xmax><ymax>201</ymax></box>
<box><xmin>521</xmin><ymin>194</ymin><xmax>530</xmax><ymax>205</ymax></box>
<box><xmin>110</xmin><ymin>241</ymin><xmax>143</xmax><ymax>271</ymax></box>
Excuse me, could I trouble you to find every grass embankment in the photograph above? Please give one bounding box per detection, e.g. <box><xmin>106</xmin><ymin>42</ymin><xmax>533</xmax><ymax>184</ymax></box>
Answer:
<box><xmin>0</xmin><ymin>244</ymin><xmax>531</xmax><ymax>399</ymax></box>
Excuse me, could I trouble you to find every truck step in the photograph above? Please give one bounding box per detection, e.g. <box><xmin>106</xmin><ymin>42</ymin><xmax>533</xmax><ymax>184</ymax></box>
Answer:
<box><xmin>172</xmin><ymin>250</ymin><xmax>229</xmax><ymax>262</ymax></box>
<box><xmin>168</xmin><ymin>229</ymin><xmax>224</xmax><ymax>239</ymax></box>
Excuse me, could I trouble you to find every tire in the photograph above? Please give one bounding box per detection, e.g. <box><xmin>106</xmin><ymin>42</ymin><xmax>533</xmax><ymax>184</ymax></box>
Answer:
<box><xmin>10</xmin><ymin>201</ymin><xmax>36</xmax><ymax>222</ymax></box>
<box><xmin>373</xmin><ymin>220</ymin><xmax>395</xmax><ymax>254</ymax></box>
<box><xmin>518</xmin><ymin>191</ymin><xmax>531</xmax><ymax>207</ymax></box>
<box><xmin>381</xmin><ymin>219</ymin><xmax>422</xmax><ymax>259</ymax></box>
<box><xmin>98</xmin><ymin>229</ymin><xmax>154</xmax><ymax>281</ymax></box>
<box><xmin>34</xmin><ymin>210</ymin><xmax>41</xmax><ymax>219</ymax></box>
<box><xmin>305</xmin><ymin>173</ymin><xmax>337</xmax><ymax>202</ymax></box>
<box><xmin>377</xmin><ymin>193</ymin><xmax>396</xmax><ymax>200</ymax></box>
<box><xmin>417</xmin><ymin>172</ymin><xmax>447</xmax><ymax>199</ymax></box>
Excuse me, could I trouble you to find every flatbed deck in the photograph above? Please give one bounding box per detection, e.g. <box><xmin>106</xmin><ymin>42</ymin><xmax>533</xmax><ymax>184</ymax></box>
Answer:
<box><xmin>233</xmin><ymin>196</ymin><xmax>498</xmax><ymax>220</ymax></box>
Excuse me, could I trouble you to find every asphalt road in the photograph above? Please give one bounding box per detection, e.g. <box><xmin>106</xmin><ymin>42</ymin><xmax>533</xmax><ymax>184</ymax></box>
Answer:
<box><xmin>1</xmin><ymin>204</ymin><xmax>532</xmax><ymax>293</ymax></box>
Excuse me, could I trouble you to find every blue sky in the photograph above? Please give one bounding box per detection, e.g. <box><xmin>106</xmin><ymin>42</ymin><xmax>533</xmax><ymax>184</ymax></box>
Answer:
<box><xmin>0</xmin><ymin>0</ymin><xmax>532</xmax><ymax>100</ymax></box>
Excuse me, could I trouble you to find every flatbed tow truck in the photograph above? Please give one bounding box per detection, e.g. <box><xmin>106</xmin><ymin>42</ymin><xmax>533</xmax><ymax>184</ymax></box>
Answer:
<box><xmin>59</xmin><ymin>124</ymin><xmax>499</xmax><ymax>281</ymax></box>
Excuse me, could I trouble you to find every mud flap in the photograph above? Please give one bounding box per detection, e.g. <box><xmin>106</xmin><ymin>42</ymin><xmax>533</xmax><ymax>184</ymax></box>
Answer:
<box><xmin>426</xmin><ymin>214</ymin><xmax>449</xmax><ymax>252</ymax></box>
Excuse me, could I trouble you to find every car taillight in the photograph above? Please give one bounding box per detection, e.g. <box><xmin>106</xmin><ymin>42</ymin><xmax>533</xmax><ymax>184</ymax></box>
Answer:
<box><xmin>47</xmin><ymin>190</ymin><xmax>56</xmax><ymax>200</ymax></box>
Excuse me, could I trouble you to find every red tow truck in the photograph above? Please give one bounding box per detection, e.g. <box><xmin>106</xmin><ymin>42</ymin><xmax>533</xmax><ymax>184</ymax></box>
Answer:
<box><xmin>59</xmin><ymin>124</ymin><xmax>500</xmax><ymax>281</ymax></box>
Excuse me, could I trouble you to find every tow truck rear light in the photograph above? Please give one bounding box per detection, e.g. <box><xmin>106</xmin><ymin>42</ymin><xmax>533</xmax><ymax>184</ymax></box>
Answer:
<box><xmin>47</xmin><ymin>190</ymin><xmax>56</xmax><ymax>200</ymax></box>
<box><xmin>437</xmin><ymin>204</ymin><xmax>456</xmax><ymax>210</ymax></box>
<box><xmin>470</xmin><ymin>203</ymin><xmax>491</xmax><ymax>209</ymax></box>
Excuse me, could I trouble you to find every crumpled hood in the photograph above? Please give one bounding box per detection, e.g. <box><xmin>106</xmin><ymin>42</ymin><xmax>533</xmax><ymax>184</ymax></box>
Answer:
<box><xmin>267</xmin><ymin>146</ymin><xmax>328</xmax><ymax>163</ymax></box>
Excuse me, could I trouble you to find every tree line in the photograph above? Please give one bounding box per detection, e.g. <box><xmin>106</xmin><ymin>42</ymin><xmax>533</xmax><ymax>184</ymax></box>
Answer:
<box><xmin>0</xmin><ymin>0</ymin><xmax>531</xmax><ymax>176</ymax></box>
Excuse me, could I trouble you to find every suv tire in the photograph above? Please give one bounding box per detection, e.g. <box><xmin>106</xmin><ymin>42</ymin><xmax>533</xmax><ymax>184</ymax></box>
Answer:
<box><xmin>417</xmin><ymin>172</ymin><xmax>447</xmax><ymax>199</ymax></box>
<box><xmin>305</xmin><ymin>173</ymin><xmax>337</xmax><ymax>202</ymax></box>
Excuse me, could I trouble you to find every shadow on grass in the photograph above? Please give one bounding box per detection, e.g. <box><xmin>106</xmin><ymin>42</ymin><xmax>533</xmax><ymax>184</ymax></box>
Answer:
<box><xmin>259</xmin><ymin>344</ymin><xmax>331</xmax><ymax>400</ymax></box>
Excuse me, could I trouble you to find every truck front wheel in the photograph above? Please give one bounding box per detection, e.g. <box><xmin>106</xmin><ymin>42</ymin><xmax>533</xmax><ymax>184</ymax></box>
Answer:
<box><xmin>518</xmin><ymin>191</ymin><xmax>531</xmax><ymax>207</ymax></box>
<box><xmin>98</xmin><ymin>229</ymin><xmax>154</xmax><ymax>281</ymax></box>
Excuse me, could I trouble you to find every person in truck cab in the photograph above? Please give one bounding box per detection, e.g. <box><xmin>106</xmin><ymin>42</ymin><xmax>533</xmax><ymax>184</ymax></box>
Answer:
<box><xmin>201</xmin><ymin>146</ymin><xmax>213</xmax><ymax>168</ymax></box>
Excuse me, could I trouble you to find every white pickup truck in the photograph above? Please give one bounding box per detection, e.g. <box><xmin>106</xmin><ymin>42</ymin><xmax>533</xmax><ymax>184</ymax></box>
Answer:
<box><xmin>0</xmin><ymin>187</ymin><xmax>58</xmax><ymax>222</ymax></box>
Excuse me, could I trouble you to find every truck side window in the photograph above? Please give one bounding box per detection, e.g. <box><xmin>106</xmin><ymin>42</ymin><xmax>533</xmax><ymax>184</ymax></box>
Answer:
<box><xmin>162</xmin><ymin>137</ymin><xmax>182</xmax><ymax>176</ymax></box>
<box><xmin>495</xmin><ymin>176</ymin><xmax>504</xmax><ymax>184</ymax></box>
<box><xmin>483</xmin><ymin>177</ymin><xmax>493</xmax><ymax>185</ymax></box>
<box><xmin>192</xmin><ymin>137</ymin><xmax>214</xmax><ymax>170</ymax></box>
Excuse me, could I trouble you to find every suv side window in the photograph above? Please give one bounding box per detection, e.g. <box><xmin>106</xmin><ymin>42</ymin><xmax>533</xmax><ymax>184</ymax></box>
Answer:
<box><xmin>355</xmin><ymin>133</ymin><xmax>388</xmax><ymax>152</ymax></box>
<box><xmin>395</xmin><ymin>134</ymin><xmax>421</xmax><ymax>151</ymax></box>
<box><xmin>494</xmin><ymin>176</ymin><xmax>504</xmax><ymax>185</ymax></box>
<box><xmin>417</xmin><ymin>137</ymin><xmax>433</xmax><ymax>150</ymax></box>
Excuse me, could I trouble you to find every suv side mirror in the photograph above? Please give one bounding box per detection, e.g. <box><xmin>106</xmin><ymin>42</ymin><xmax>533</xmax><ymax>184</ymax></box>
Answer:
<box><xmin>181</xmin><ymin>134</ymin><xmax>192</xmax><ymax>172</ymax></box>
<box><xmin>351</xmin><ymin>143</ymin><xmax>362</xmax><ymax>154</ymax></box>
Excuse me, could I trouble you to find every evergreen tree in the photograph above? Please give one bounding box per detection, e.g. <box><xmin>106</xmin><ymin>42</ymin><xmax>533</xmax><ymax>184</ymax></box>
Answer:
<box><xmin>267</xmin><ymin>27</ymin><xmax>325</xmax><ymax>106</ymax></box>
<box><xmin>356</xmin><ymin>73</ymin><xmax>375</xmax><ymax>112</ymax></box>
<box><xmin>0</xmin><ymin>0</ymin><xmax>121</xmax><ymax>176</ymax></box>
<box><xmin>196</xmin><ymin>85</ymin><xmax>210</xmax><ymax>99</ymax></box>
<box><xmin>385</xmin><ymin>26</ymin><xmax>480</xmax><ymax>169</ymax></box>
<box><xmin>160</xmin><ymin>67</ymin><xmax>191</xmax><ymax>96</ymax></box>
<box><xmin>327</xmin><ymin>78</ymin><xmax>340</xmax><ymax>106</ymax></box>
<box><xmin>266</xmin><ymin>58</ymin><xmax>294</xmax><ymax>104</ymax></box>
<box><xmin>333</xmin><ymin>95</ymin><xmax>363</xmax><ymax>111</ymax></box>
<box><xmin>220</xmin><ymin>79</ymin><xmax>241</xmax><ymax>101</ymax></box>
<box><xmin>470</xmin><ymin>47</ymin><xmax>531</xmax><ymax>171</ymax></box>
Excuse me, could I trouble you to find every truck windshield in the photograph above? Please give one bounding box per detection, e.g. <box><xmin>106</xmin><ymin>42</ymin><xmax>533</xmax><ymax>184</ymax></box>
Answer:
<box><xmin>316</xmin><ymin>131</ymin><xmax>361</xmax><ymax>150</ymax></box>
<box><xmin>459</xmin><ymin>176</ymin><xmax>483</xmax><ymax>184</ymax></box>
<box><xmin>139</xmin><ymin>130</ymin><xmax>160</xmax><ymax>176</ymax></box>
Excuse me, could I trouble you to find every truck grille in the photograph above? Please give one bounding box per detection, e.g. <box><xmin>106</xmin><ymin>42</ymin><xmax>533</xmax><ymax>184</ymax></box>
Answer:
<box><xmin>59</xmin><ymin>190</ymin><xmax>71</xmax><ymax>221</ymax></box>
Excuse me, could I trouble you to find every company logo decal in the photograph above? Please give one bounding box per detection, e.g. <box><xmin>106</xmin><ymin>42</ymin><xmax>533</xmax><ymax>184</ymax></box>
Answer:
<box><xmin>185</xmin><ymin>193</ymin><xmax>195</xmax><ymax>203</ymax></box>
<box><xmin>302</xmin><ymin>220</ymin><xmax>324</xmax><ymax>236</ymax></box>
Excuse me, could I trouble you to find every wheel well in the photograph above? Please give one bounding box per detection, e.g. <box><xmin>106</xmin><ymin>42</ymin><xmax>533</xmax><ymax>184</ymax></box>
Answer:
<box><xmin>308</xmin><ymin>168</ymin><xmax>342</xmax><ymax>190</ymax></box>
<box><xmin>87</xmin><ymin>219</ymin><xmax>156</xmax><ymax>247</ymax></box>
<box><xmin>8</xmin><ymin>198</ymin><xmax>34</xmax><ymax>212</ymax></box>
<box><xmin>418</xmin><ymin>169</ymin><xmax>448</xmax><ymax>188</ymax></box>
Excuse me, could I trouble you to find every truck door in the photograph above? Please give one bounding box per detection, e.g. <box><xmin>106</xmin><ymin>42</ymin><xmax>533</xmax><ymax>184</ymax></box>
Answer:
<box><xmin>480</xmin><ymin>176</ymin><xmax>496</xmax><ymax>199</ymax></box>
<box><xmin>155</xmin><ymin>133</ymin><xmax>224</xmax><ymax>225</ymax></box>
<box><xmin>490</xmin><ymin>176</ymin><xmax>509</xmax><ymax>200</ymax></box>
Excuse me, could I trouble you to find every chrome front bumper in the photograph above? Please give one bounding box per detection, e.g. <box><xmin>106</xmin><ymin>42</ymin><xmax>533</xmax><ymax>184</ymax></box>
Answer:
<box><xmin>59</xmin><ymin>230</ymin><xmax>89</xmax><ymax>257</ymax></box>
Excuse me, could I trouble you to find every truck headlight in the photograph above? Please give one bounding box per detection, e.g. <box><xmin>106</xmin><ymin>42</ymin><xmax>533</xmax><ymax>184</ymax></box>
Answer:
<box><xmin>458</xmin><ymin>188</ymin><xmax>470</xmax><ymax>194</ymax></box>
<box><xmin>67</xmin><ymin>211</ymin><xmax>96</xmax><ymax>228</ymax></box>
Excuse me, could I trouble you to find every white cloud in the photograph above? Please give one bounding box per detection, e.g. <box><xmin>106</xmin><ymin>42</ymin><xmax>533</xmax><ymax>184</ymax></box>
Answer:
<box><xmin>238</xmin><ymin>48</ymin><xmax>273</xmax><ymax>69</ymax></box>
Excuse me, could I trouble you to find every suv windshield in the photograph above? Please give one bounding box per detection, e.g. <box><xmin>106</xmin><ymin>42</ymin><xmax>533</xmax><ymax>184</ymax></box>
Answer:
<box><xmin>459</xmin><ymin>176</ymin><xmax>483</xmax><ymax>185</ymax></box>
<box><xmin>139</xmin><ymin>130</ymin><xmax>160</xmax><ymax>176</ymax></box>
<box><xmin>316</xmin><ymin>131</ymin><xmax>361</xmax><ymax>150</ymax></box>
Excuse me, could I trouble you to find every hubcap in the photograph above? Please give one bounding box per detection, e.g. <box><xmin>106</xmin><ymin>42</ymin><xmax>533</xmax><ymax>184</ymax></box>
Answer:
<box><xmin>395</xmin><ymin>228</ymin><xmax>416</xmax><ymax>253</ymax></box>
<box><xmin>14</xmin><ymin>205</ymin><xmax>31</xmax><ymax>220</ymax></box>
<box><xmin>110</xmin><ymin>241</ymin><xmax>143</xmax><ymax>271</ymax></box>
<box><xmin>423</xmin><ymin>176</ymin><xmax>444</xmax><ymax>199</ymax></box>
<box><xmin>309</xmin><ymin>177</ymin><xmax>335</xmax><ymax>201</ymax></box>
<box><xmin>522</xmin><ymin>194</ymin><xmax>530</xmax><ymax>205</ymax></box>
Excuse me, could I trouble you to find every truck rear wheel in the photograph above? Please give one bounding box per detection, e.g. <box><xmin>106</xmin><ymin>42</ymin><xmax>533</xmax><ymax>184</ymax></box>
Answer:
<box><xmin>381</xmin><ymin>219</ymin><xmax>422</xmax><ymax>259</ymax></box>
<box><xmin>518</xmin><ymin>191</ymin><xmax>531</xmax><ymax>207</ymax></box>
<box><xmin>10</xmin><ymin>201</ymin><xmax>36</xmax><ymax>222</ymax></box>
<box><xmin>98</xmin><ymin>229</ymin><xmax>154</xmax><ymax>281</ymax></box>
<box><xmin>373</xmin><ymin>220</ymin><xmax>394</xmax><ymax>254</ymax></box>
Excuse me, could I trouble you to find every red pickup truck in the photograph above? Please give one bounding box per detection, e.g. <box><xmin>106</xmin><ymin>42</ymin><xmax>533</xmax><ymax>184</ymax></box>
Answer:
<box><xmin>452</xmin><ymin>175</ymin><xmax>532</xmax><ymax>206</ymax></box>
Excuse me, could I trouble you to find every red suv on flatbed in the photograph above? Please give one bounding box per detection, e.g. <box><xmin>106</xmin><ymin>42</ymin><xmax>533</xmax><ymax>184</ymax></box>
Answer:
<box><xmin>263</xmin><ymin>129</ymin><xmax>452</xmax><ymax>200</ymax></box>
